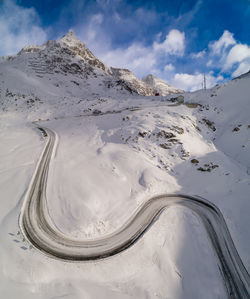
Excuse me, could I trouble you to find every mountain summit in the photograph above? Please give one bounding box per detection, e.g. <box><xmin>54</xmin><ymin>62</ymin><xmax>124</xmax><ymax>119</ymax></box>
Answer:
<box><xmin>0</xmin><ymin>31</ymin><xmax>185</xmax><ymax>117</ymax></box>
<box><xmin>10</xmin><ymin>30</ymin><xmax>170</xmax><ymax>96</ymax></box>
<box><xmin>57</xmin><ymin>30</ymin><xmax>110</xmax><ymax>73</ymax></box>
<box><xmin>14</xmin><ymin>30</ymin><xmax>182</xmax><ymax>96</ymax></box>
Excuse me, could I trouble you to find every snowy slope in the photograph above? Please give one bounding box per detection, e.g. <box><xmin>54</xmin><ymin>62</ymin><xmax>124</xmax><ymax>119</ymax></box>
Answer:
<box><xmin>142</xmin><ymin>74</ymin><xmax>184</xmax><ymax>95</ymax></box>
<box><xmin>0</xmin><ymin>32</ymin><xmax>249</xmax><ymax>299</ymax></box>
<box><xmin>0</xmin><ymin>30</ymin><xmax>161</xmax><ymax>108</ymax></box>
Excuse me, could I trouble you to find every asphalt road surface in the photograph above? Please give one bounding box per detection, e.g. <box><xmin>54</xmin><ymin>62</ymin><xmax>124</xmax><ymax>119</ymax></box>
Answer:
<box><xmin>19</xmin><ymin>127</ymin><xmax>250</xmax><ymax>298</ymax></box>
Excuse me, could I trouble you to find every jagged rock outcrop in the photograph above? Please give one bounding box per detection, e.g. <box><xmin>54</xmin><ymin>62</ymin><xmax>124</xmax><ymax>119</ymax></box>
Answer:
<box><xmin>58</xmin><ymin>30</ymin><xmax>110</xmax><ymax>73</ymax></box>
<box><xmin>109</xmin><ymin>68</ymin><xmax>156</xmax><ymax>96</ymax></box>
<box><xmin>142</xmin><ymin>74</ymin><xmax>184</xmax><ymax>95</ymax></box>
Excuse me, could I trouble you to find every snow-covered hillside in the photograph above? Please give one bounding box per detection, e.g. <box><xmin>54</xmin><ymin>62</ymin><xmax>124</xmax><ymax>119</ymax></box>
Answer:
<box><xmin>0</xmin><ymin>30</ymin><xmax>185</xmax><ymax>122</ymax></box>
<box><xmin>142</xmin><ymin>74</ymin><xmax>184</xmax><ymax>95</ymax></box>
<box><xmin>0</xmin><ymin>31</ymin><xmax>249</xmax><ymax>299</ymax></box>
<box><xmin>0</xmin><ymin>30</ymin><xmax>180</xmax><ymax>110</ymax></box>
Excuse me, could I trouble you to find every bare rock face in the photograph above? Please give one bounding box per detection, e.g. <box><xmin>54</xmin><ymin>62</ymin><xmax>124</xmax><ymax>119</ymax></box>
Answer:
<box><xmin>142</xmin><ymin>74</ymin><xmax>184</xmax><ymax>95</ymax></box>
<box><xmin>110</xmin><ymin>68</ymin><xmax>156</xmax><ymax>96</ymax></box>
<box><xmin>58</xmin><ymin>30</ymin><xmax>110</xmax><ymax>73</ymax></box>
<box><xmin>18</xmin><ymin>45</ymin><xmax>42</xmax><ymax>54</ymax></box>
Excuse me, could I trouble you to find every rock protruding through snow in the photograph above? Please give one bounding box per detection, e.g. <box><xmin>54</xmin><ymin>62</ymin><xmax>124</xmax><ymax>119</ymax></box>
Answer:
<box><xmin>142</xmin><ymin>74</ymin><xmax>184</xmax><ymax>95</ymax></box>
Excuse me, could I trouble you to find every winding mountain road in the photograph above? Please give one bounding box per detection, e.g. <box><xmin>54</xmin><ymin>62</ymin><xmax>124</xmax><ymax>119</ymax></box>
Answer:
<box><xmin>19</xmin><ymin>127</ymin><xmax>250</xmax><ymax>298</ymax></box>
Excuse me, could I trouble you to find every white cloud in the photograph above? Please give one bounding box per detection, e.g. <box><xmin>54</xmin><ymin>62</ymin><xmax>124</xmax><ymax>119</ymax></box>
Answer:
<box><xmin>172</xmin><ymin>73</ymin><xmax>203</xmax><ymax>91</ymax></box>
<box><xmin>164</xmin><ymin>64</ymin><xmax>175</xmax><ymax>72</ymax></box>
<box><xmin>210</xmin><ymin>30</ymin><xmax>236</xmax><ymax>55</ymax></box>
<box><xmin>153</xmin><ymin>29</ymin><xmax>185</xmax><ymax>56</ymax></box>
<box><xmin>171</xmin><ymin>72</ymin><xmax>223</xmax><ymax>91</ymax></box>
<box><xmin>0</xmin><ymin>0</ymin><xmax>47</xmax><ymax>56</ymax></box>
<box><xmin>100</xmin><ymin>43</ymin><xmax>157</xmax><ymax>77</ymax></box>
<box><xmin>78</xmin><ymin>14</ymin><xmax>162</xmax><ymax>80</ymax></box>
<box><xmin>77</xmin><ymin>25</ymin><xmax>184</xmax><ymax>78</ymax></box>
<box><xmin>113</xmin><ymin>12</ymin><xmax>121</xmax><ymax>22</ymax></box>
<box><xmin>206</xmin><ymin>30</ymin><xmax>250</xmax><ymax>78</ymax></box>
<box><xmin>206</xmin><ymin>59</ymin><xmax>213</xmax><ymax>67</ymax></box>
<box><xmin>191</xmin><ymin>49</ymin><xmax>206</xmax><ymax>59</ymax></box>
<box><xmin>91</xmin><ymin>13</ymin><xmax>104</xmax><ymax>25</ymax></box>
<box><xmin>98</xmin><ymin>30</ymin><xmax>184</xmax><ymax>78</ymax></box>
<box><xmin>232</xmin><ymin>60</ymin><xmax>250</xmax><ymax>77</ymax></box>
<box><xmin>84</xmin><ymin>14</ymin><xmax>105</xmax><ymax>43</ymax></box>
<box><xmin>224</xmin><ymin>44</ymin><xmax>250</xmax><ymax>70</ymax></box>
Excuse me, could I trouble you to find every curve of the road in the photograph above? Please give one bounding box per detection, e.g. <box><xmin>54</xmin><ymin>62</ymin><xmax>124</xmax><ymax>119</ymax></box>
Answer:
<box><xmin>19</xmin><ymin>127</ymin><xmax>250</xmax><ymax>299</ymax></box>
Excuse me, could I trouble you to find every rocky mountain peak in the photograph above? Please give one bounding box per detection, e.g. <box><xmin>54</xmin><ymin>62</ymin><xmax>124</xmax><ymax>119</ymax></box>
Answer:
<box><xmin>4</xmin><ymin>31</ymin><xmax>183</xmax><ymax>97</ymax></box>
<box><xmin>59</xmin><ymin>30</ymin><xmax>82</xmax><ymax>47</ymax></box>
<box><xmin>142</xmin><ymin>74</ymin><xmax>156</xmax><ymax>85</ymax></box>
<box><xmin>55</xmin><ymin>30</ymin><xmax>110</xmax><ymax>73</ymax></box>
<box><xmin>65</xmin><ymin>29</ymin><xmax>76</xmax><ymax>38</ymax></box>
<box><xmin>18</xmin><ymin>45</ymin><xmax>43</xmax><ymax>55</ymax></box>
<box><xmin>142</xmin><ymin>74</ymin><xmax>183</xmax><ymax>95</ymax></box>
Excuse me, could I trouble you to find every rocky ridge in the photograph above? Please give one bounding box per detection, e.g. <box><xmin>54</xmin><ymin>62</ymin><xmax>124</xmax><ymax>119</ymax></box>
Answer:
<box><xmin>7</xmin><ymin>31</ymin><xmax>181</xmax><ymax>97</ymax></box>
<box><xmin>142</xmin><ymin>74</ymin><xmax>184</xmax><ymax>95</ymax></box>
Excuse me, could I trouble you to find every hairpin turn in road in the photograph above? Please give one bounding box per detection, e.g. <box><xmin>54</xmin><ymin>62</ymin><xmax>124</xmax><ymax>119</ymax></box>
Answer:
<box><xmin>19</xmin><ymin>127</ymin><xmax>250</xmax><ymax>299</ymax></box>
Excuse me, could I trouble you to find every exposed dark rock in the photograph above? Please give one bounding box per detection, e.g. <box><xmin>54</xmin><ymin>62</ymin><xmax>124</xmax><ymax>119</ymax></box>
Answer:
<box><xmin>197</xmin><ymin>162</ymin><xmax>219</xmax><ymax>172</ymax></box>
<box><xmin>92</xmin><ymin>109</ymin><xmax>102</xmax><ymax>115</ymax></box>
<box><xmin>159</xmin><ymin>143</ymin><xmax>171</xmax><ymax>149</ymax></box>
<box><xmin>181</xmin><ymin>149</ymin><xmax>190</xmax><ymax>158</ymax></box>
<box><xmin>232</xmin><ymin>126</ymin><xmax>240</xmax><ymax>132</ymax></box>
<box><xmin>171</xmin><ymin>126</ymin><xmax>184</xmax><ymax>134</ymax></box>
<box><xmin>168</xmin><ymin>138</ymin><xmax>181</xmax><ymax>144</ymax></box>
<box><xmin>169</xmin><ymin>95</ymin><xmax>184</xmax><ymax>103</ymax></box>
<box><xmin>201</xmin><ymin>118</ymin><xmax>216</xmax><ymax>131</ymax></box>
<box><xmin>138</xmin><ymin>132</ymin><xmax>147</xmax><ymax>138</ymax></box>
<box><xmin>191</xmin><ymin>159</ymin><xmax>199</xmax><ymax>164</ymax></box>
<box><xmin>156</xmin><ymin>130</ymin><xmax>176</xmax><ymax>139</ymax></box>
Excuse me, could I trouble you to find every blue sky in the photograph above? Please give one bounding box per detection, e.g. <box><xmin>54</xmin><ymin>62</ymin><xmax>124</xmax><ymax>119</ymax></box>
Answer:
<box><xmin>1</xmin><ymin>0</ymin><xmax>250</xmax><ymax>90</ymax></box>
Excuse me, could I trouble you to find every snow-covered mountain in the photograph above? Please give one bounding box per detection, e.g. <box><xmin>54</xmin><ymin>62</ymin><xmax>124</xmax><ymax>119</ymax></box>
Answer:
<box><xmin>233</xmin><ymin>69</ymin><xmax>250</xmax><ymax>80</ymax></box>
<box><xmin>142</xmin><ymin>74</ymin><xmax>184</xmax><ymax>95</ymax></box>
<box><xmin>0</xmin><ymin>30</ymin><xmax>184</xmax><ymax>120</ymax></box>
<box><xmin>0</xmin><ymin>31</ymin><xmax>250</xmax><ymax>299</ymax></box>
<box><xmin>0</xmin><ymin>30</ymin><xmax>178</xmax><ymax>104</ymax></box>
